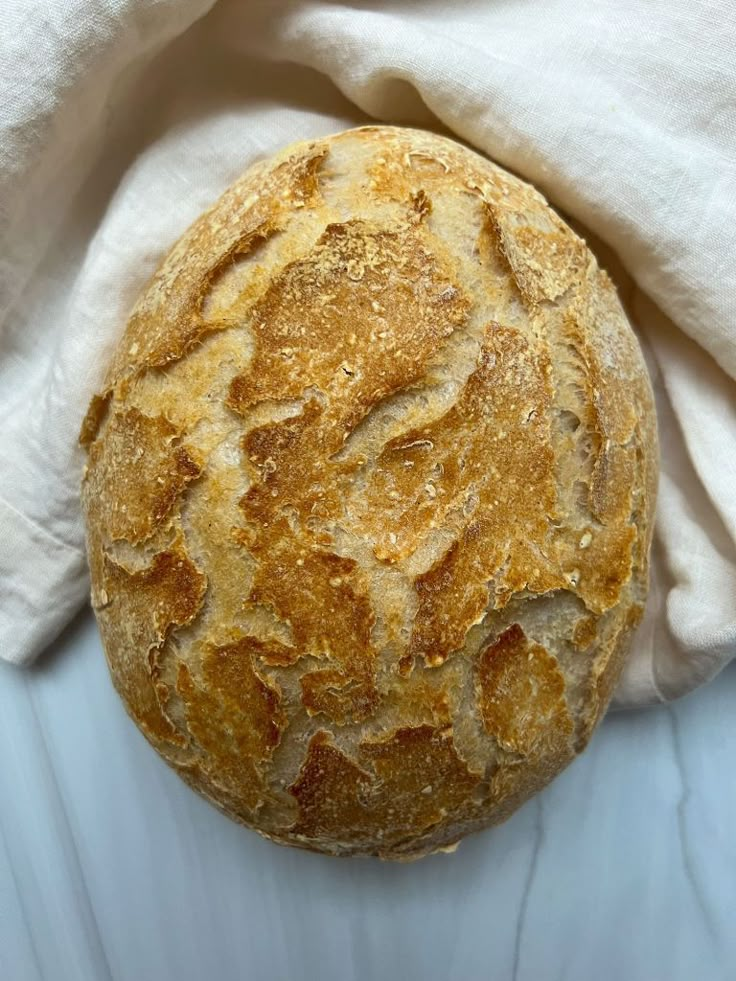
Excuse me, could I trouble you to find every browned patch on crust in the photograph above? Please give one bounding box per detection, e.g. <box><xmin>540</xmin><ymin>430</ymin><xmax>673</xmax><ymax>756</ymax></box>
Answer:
<box><xmin>287</xmin><ymin>732</ymin><xmax>374</xmax><ymax>844</ymax></box>
<box><xmin>288</xmin><ymin>725</ymin><xmax>481</xmax><ymax>849</ymax></box>
<box><xmin>244</xmin><ymin>634</ymin><xmax>300</xmax><ymax>668</ymax></box>
<box><xmin>355</xmin><ymin>323</ymin><xmax>565</xmax><ymax>667</ymax></box>
<box><xmin>226</xmin><ymin>219</ymin><xmax>468</xmax><ymax>417</ymax></box>
<box><xmin>485</xmin><ymin>202</ymin><xmax>588</xmax><ymax>306</ymax></box>
<box><xmin>176</xmin><ymin>638</ymin><xmax>287</xmax><ymax>815</ymax></box>
<box><xmin>572</xmin><ymin>615</ymin><xmax>598</xmax><ymax>651</ymax></box>
<box><xmin>121</xmin><ymin>148</ymin><xmax>326</xmax><ymax>379</ymax></box>
<box><xmin>225</xmin><ymin>218</ymin><xmax>470</xmax><ymax>722</ymax></box>
<box><xmin>559</xmin><ymin>308</ymin><xmax>638</xmax><ymax>519</ymax></box>
<box><xmin>99</xmin><ymin>543</ymin><xmax>206</xmax><ymax>744</ymax></box>
<box><xmin>476</xmin><ymin>624</ymin><xmax>574</xmax><ymax>758</ymax></box>
<box><xmin>364</xmin><ymin>131</ymin><xmax>497</xmax><ymax>205</ymax></box>
<box><xmin>247</xmin><ymin>534</ymin><xmax>379</xmax><ymax>725</ymax></box>
<box><xmin>591</xmin><ymin>603</ymin><xmax>644</xmax><ymax>721</ymax></box>
<box><xmin>359</xmin><ymin>724</ymin><xmax>482</xmax><ymax>836</ymax></box>
<box><xmin>561</xmin><ymin>523</ymin><xmax>636</xmax><ymax>614</ymax></box>
<box><xmin>408</xmin><ymin>535</ymin><xmax>498</xmax><ymax>669</ymax></box>
<box><xmin>79</xmin><ymin>146</ymin><xmax>328</xmax><ymax>445</ymax></box>
<box><xmin>368</xmin><ymin>149</ymin><xmax>451</xmax><ymax>199</ymax></box>
<box><xmin>103</xmin><ymin>546</ymin><xmax>206</xmax><ymax>653</ymax></box>
<box><xmin>380</xmin><ymin>669</ymin><xmax>455</xmax><ymax>728</ymax></box>
<box><xmin>488</xmin><ymin>759</ymin><xmax>565</xmax><ymax>825</ymax></box>
<box><xmin>122</xmin><ymin>222</ymin><xmax>277</xmax><ymax>377</ymax></box>
<box><xmin>85</xmin><ymin>408</ymin><xmax>201</xmax><ymax>544</ymax></box>
<box><xmin>79</xmin><ymin>392</ymin><xmax>112</xmax><ymax>447</ymax></box>
<box><xmin>300</xmin><ymin>669</ymin><xmax>378</xmax><ymax>726</ymax></box>
<box><xmin>238</xmin><ymin>400</ymin><xmax>336</xmax><ymax>528</ymax></box>
<box><xmin>358</xmin><ymin>324</ymin><xmax>556</xmax><ymax>564</ymax></box>
<box><xmin>591</xmin><ymin>443</ymin><xmax>637</xmax><ymax>524</ymax></box>
<box><xmin>545</xmin><ymin>307</ymin><xmax>640</xmax><ymax>613</ymax></box>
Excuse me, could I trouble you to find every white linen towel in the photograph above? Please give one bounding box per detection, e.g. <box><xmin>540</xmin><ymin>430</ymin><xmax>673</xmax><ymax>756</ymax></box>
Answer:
<box><xmin>1</xmin><ymin>0</ymin><xmax>734</xmax><ymax>706</ymax></box>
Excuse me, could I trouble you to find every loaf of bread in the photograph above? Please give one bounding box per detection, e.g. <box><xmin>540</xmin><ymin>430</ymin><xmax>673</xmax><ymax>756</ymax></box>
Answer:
<box><xmin>81</xmin><ymin>126</ymin><xmax>657</xmax><ymax>859</ymax></box>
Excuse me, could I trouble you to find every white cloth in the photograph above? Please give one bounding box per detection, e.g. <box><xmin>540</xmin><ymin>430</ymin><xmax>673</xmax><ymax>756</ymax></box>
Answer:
<box><xmin>1</xmin><ymin>0</ymin><xmax>734</xmax><ymax>706</ymax></box>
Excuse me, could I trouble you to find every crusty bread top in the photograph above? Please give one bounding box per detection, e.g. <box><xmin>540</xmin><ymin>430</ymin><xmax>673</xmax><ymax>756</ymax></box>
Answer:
<box><xmin>81</xmin><ymin>126</ymin><xmax>657</xmax><ymax>859</ymax></box>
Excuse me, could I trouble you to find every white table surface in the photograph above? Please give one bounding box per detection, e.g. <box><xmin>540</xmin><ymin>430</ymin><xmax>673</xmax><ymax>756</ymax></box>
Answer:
<box><xmin>1</xmin><ymin>607</ymin><xmax>734</xmax><ymax>981</ymax></box>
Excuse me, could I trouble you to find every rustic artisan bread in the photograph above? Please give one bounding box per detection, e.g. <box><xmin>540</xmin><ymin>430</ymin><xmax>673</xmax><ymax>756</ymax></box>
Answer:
<box><xmin>81</xmin><ymin>126</ymin><xmax>658</xmax><ymax>859</ymax></box>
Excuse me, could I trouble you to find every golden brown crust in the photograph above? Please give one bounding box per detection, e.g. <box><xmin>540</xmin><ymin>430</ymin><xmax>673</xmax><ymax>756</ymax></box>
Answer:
<box><xmin>95</xmin><ymin>542</ymin><xmax>206</xmax><ymax>747</ymax></box>
<box><xmin>81</xmin><ymin>125</ymin><xmax>658</xmax><ymax>859</ymax></box>
<box><xmin>86</xmin><ymin>408</ymin><xmax>201</xmax><ymax>544</ymax></box>
<box><xmin>476</xmin><ymin>624</ymin><xmax>574</xmax><ymax>758</ymax></box>
<box><xmin>176</xmin><ymin>639</ymin><xmax>286</xmax><ymax>816</ymax></box>
<box><xmin>287</xmin><ymin>725</ymin><xmax>482</xmax><ymax>856</ymax></box>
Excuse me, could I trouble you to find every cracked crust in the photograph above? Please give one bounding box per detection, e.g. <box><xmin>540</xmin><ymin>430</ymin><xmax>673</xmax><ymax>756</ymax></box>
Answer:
<box><xmin>81</xmin><ymin>126</ymin><xmax>658</xmax><ymax>859</ymax></box>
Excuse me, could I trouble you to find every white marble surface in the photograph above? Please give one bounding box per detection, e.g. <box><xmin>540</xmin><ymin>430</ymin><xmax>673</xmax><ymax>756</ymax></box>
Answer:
<box><xmin>1</xmin><ymin>608</ymin><xmax>734</xmax><ymax>981</ymax></box>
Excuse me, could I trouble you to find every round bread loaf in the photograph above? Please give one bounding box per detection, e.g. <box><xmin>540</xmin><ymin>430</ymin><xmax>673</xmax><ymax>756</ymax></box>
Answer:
<box><xmin>81</xmin><ymin>126</ymin><xmax>657</xmax><ymax>859</ymax></box>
